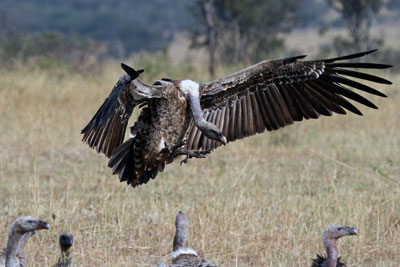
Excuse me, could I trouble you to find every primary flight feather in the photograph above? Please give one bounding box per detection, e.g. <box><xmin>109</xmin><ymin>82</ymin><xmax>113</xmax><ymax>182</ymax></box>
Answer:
<box><xmin>82</xmin><ymin>49</ymin><xmax>392</xmax><ymax>187</ymax></box>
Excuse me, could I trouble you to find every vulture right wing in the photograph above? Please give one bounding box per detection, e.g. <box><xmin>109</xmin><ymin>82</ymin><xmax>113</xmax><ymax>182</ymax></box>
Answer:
<box><xmin>186</xmin><ymin>49</ymin><xmax>392</xmax><ymax>151</ymax></box>
<box><xmin>81</xmin><ymin>64</ymin><xmax>158</xmax><ymax>158</ymax></box>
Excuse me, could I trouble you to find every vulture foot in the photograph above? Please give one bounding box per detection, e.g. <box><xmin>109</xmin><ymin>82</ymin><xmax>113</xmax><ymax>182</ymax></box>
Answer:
<box><xmin>171</xmin><ymin>139</ymin><xmax>188</xmax><ymax>152</ymax></box>
<box><xmin>160</xmin><ymin>140</ymin><xmax>210</xmax><ymax>164</ymax></box>
<box><xmin>179</xmin><ymin>150</ymin><xmax>211</xmax><ymax>165</ymax></box>
<box><xmin>161</xmin><ymin>139</ymin><xmax>188</xmax><ymax>163</ymax></box>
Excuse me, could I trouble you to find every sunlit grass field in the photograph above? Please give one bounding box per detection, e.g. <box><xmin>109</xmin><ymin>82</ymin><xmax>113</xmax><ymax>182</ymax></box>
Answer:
<box><xmin>0</xmin><ymin>59</ymin><xmax>399</xmax><ymax>266</ymax></box>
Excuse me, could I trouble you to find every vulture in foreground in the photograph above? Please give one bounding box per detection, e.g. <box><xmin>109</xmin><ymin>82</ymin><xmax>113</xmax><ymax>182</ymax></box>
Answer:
<box><xmin>82</xmin><ymin>49</ymin><xmax>392</xmax><ymax>187</ymax></box>
<box><xmin>157</xmin><ymin>211</ymin><xmax>217</xmax><ymax>267</ymax></box>
<box><xmin>311</xmin><ymin>224</ymin><xmax>358</xmax><ymax>267</ymax></box>
<box><xmin>0</xmin><ymin>216</ymin><xmax>49</xmax><ymax>267</ymax></box>
<box><xmin>0</xmin><ymin>232</ymin><xmax>34</xmax><ymax>267</ymax></box>
<box><xmin>54</xmin><ymin>233</ymin><xmax>73</xmax><ymax>267</ymax></box>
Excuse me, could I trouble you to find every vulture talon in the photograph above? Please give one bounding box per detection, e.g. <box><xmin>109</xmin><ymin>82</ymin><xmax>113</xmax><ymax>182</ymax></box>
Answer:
<box><xmin>180</xmin><ymin>157</ymin><xmax>189</xmax><ymax>165</ymax></box>
<box><xmin>172</xmin><ymin>139</ymin><xmax>187</xmax><ymax>151</ymax></box>
<box><xmin>179</xmin><ymin>149</ymin><xmax>210</xmax><ymax>165</ymax></box>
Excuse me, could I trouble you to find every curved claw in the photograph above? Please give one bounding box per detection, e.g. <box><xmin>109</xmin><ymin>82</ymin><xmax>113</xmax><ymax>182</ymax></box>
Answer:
<box><xmin>180</xmin><ymin>149</ymin><xmax>211</xmax><ymax>165</ymax></box>
<box><xmin>180</xmin><ymin>157</ymin><xmax>189</xmax><ymax>165</ymax></box>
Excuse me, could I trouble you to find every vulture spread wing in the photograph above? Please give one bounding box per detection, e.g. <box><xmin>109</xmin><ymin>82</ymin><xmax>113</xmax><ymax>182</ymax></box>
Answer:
<box><xmin>186</xmin><ymin>49</ymin><xmax>392</xmax><ymax>151</ymax></box>
<box><xmin>81</xmin><ymin>64</ymin><xmax>158</xmax><ymax>158</ymax></box>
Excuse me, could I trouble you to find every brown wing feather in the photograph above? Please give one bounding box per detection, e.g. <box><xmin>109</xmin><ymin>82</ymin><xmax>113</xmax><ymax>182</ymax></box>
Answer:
<box><xmin>249</xmin><ymin>92</ymin><xmax>264</xmax><ymax>134</ymax></box>
<box><xmin>82</xmin><ymin>70</ymin><xmax>157</xmax><ymax>158</ymax></box>
<box><xmin>222</xmin><ymin>104</ymin><xmax>230</xmax><ymax>138</ymax></box>
<box><xmin>228</xmin><ymin>98</ymin><xmax>237</xmax><ymax>141</ymax></box>
<box><xmin>186</xmin><ymin>49</ymin><xmax>391</xmax><ymax>151</ymax></box>
<box><xmin>81</xmin><ymin>75</ymin><xmax>136</xmax><ymax>158</ymax></box>
<box><xmin>235</xmin><ymin>97</ymin><xmax>243</xmax><ymax>140</ymax></box>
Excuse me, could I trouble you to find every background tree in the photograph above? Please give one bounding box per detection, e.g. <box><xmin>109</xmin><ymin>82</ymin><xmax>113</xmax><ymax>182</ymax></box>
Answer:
<box><xmin>0</xmin><ymin>0</ymin><xmax>192</xmax><ymax>57</ymax></box>
<box><xmin>190</xmin><ymin>0</ymin><xmax>302</xmax><ymax>75</ymax></box>
<box><xmin>202</xmin><ymin>0</ymin><xmax>218</xmax><ymax>78</ymax></box>
<box><xmin>325</xmin><ymin>0</ymin><xmax>386</xmax><ymax>51</ymax></box>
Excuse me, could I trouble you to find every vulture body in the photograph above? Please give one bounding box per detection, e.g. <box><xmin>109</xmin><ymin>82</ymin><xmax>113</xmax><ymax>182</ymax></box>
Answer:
<box><xmin>157</xmin><ymin>211</ymin><xmax>217</xmax><ymax>267</ymax></box>
<box><xmin>1</xmin><ymin>216</ymin><xmax>49</xmax><ymax>267</ymax></box>
<box><xmin>82</xmin><ymin>49</ymin><xmax>392</xmax><ymax>187</ymax></box>
<box><xmin>311</xmin><ymin>224</ymin><xmax>358</xmax><ymax>267</ymax></box>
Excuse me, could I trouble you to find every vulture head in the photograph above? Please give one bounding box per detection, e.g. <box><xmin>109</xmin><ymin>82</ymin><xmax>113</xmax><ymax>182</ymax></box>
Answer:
<box><xmin>11</xmin><ymin>216</ymin><xmax>50</xmax><ymax>234</ymax></box>
<box><xmin>59</xmin><ymin>232</ymin><xmax>74</xmax><ymax>251</ymax></box>
<box><xmin>323</xmin><ymin>224</ymin><xmax>358</xmax><ymax>243</ymax></box>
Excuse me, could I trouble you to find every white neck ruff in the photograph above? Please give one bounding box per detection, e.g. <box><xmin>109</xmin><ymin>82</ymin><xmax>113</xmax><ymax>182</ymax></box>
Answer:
<box><xmin>171</xmin><ymin>248</ymin><xmax>198</xmax><ymax>259</ymax></box>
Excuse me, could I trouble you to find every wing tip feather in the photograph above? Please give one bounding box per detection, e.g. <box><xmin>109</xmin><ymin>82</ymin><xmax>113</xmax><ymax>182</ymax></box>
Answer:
<box><xmin>120</xmin><ymin>63</ymin><xmax>144</xmax><ymax>79</ymax></box>
<box><xmin>283</xmin><ymin>55</ymin><xmax>307</xmax><ymax>64</ymax></box>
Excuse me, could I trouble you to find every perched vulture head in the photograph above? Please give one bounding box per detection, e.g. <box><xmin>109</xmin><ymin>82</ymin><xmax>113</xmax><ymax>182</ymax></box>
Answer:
<box><xmin>11</xmin><ymin>216</ymin><xmax>50</xmax><ymax>233</ymax></box>
<box><xmin>323</xmin><ymin>224</ymin><xmax>358</xmax><ymax>242</ymax></box>
<box><xmin>59</xmin><ymin>232</ymin><xmax>74</xmax><ymax>251</ymax></box>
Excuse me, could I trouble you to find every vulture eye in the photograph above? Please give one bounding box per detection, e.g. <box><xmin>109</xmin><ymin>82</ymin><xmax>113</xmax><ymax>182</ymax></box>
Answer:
<box><xmin>337</xmin><ymin>227</ymin><xmax>343</xmax><ymax>231</ymax></box>
<box><xmin>153</xmin><ymin>81</ymin><xmax>162</xmax><ymax>86</ymax></box>
<box><xmin>27</xmin><ymin>220</ymin><xmax>34</xmax><ymax>223</ymax></box>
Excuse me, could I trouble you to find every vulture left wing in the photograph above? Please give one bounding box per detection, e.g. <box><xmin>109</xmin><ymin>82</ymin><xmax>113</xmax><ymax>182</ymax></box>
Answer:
<box><xmin>82</xmin><ymin>64</ymin><xmax>158</xmax><ymax>158</ymax></box>
<box><xmin>186</xmin><ymin>49</ymin><xmax>392</xmax><ymax>151</ymax></box>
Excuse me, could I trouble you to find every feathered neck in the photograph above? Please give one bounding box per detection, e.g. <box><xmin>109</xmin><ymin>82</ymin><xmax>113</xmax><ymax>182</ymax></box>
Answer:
<box><xmin>5</xmin><ymin>226</ymin><xmax>24</xmax><ymax>267</ymax></box>
<box><xmin>60</xmin><ymin>248</ymin><xmax>73</xmax><ymax>266</ymax></box>
<box><xmin>323</xmin><ymin>238</ymin><xmax>338</xmax><ymax>267</ymax></box>
<box><xmin>171</xmin><ymin>248</ymin><xmax>198</xmax><ymax>259</ymax></box>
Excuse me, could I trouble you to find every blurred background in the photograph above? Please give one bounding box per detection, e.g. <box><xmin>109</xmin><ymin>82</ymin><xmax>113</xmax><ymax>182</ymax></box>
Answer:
<box><xmin>0</xmin><ymin>0</ymin><xmax>399</xmax><ymax>77</ymax></box>
<box><xmin>0</xmin><ymin>1</ymin><xmax>399</xmax><ymax>266</ymax></box>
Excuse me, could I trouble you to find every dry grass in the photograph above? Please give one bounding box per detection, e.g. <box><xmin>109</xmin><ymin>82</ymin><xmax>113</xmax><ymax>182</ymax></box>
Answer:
<box><xmin>0</xmin><ymin>61</ymin><xmax>399</xmax><ymax>267</ymax></box>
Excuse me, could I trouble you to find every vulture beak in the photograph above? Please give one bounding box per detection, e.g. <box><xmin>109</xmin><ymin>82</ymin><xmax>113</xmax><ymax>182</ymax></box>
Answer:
<box><xmin>37</xmin><ymin>220</ymin><xmax>50</xmax><ymax>230</ymax></box>
<box><xmin>220</xmin><ymin>135</ymin><xmax>227</xmax><ymax>145</ymax></box>
<box><xmin>346</xmin><ymin>227</ymin><xmax>358</xmax><ymax>236</ymax></box>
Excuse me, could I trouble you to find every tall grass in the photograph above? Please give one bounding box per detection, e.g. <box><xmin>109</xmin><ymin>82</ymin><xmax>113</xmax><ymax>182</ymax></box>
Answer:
<box><xmin>0</xmin><ymin>61</ymin><xmax>398</xmax><ymax>266</ymax></box>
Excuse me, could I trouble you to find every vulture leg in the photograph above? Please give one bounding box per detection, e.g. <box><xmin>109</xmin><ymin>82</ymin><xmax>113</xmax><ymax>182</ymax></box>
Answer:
<box><xmin>160</xmin><ymin>139</ymin><xmax>188</xmax><ymax>164</ymax></box>
<box><xmin>179</xmin><ymin>149</ymin><xmax>211</xmax><ymax>165</ymax></box>
<box><xmin>162</xmin><ymin>145</ymin><xmax>211</xmax><ymax>165</ymax></box>
<box><xmin>160</xmin><ymin>139</ymin><xmax>210</xmax><ymax>165</ymax></box>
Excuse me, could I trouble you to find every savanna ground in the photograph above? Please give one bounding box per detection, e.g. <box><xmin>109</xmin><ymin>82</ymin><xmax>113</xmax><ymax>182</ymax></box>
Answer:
<box><xmin>0</xmin><ymin>56</ymin><xmax>399</xmax><ymax>266</ymax></box>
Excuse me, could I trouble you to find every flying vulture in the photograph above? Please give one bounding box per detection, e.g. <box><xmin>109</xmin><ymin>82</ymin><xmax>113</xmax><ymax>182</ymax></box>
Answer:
<box><xmin>82</xmin><ymin>49</ymin><xmax>392</xmax><ymax>187</ymax></box>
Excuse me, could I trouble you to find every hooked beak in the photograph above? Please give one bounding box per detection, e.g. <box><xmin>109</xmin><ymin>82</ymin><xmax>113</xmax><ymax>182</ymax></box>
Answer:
<box><xmin>220</xmin><ymin>135</ymin><xmax>227</xmax><ymax>145</ymax></box>
<box><xmin>37</xmin><ymin>220</ymin><xmax>50</xmax><ymax>230</ymax></box>
<box><xmin>346</xmin><ymin>227</ymin><xmax>358</xmax><ymax>235</ymax></box>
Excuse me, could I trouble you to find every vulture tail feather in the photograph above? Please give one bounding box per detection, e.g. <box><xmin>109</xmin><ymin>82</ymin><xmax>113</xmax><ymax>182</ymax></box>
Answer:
<box><xmin>108</xmin><ymin>136</ymin><xmax>156</xmax><ymax>187</ymax></box>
